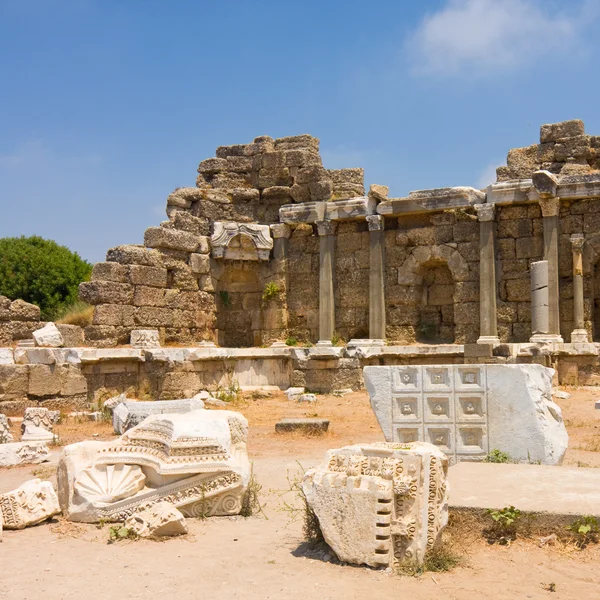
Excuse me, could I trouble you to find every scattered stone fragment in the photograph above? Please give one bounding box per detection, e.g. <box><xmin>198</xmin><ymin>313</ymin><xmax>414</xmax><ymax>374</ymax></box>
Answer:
<box><xmin>130</xmin><ymin>329</ymin><xmax>161</xmax><ymax>348</ymax></box>
<box><xmin>595</xmin><ymin>400</ymin><xmax>600</xmax><ymax>410</ymax></box>
<box><xmin>0</xmin><ymin>442</ymin><xmax>50</xmax><ymax>468</ymax></box>
<box><xmin>333</xmin><ymin>389</ymin><xmax>353</xmax><ymax>397</ymax></box>
<box><xmin>0</xmin><ymin>479</ymin><xmax>61</xmax><ymax>529</ymax></box>
<box><xmin>112</xmin><ymin>398</ymin><xmax>205</xmax><ymax>434</ymax></box>
<box><xmin>275</xmin><ymin>418</ymin><xmax>329</xmax><ymax>434</ymax></box>
<box><xmin>0</xmin><ymin>414</ymin><xmax>13</xmax><ymax>443</ymax></box>
<box><xmin>124</xmin><ymin>502</ymin><xmax>188</xmax><ymax>538</ymax></box>
<box><xmin>302</xmin><ymin>442</ymin><xmax>449</xmax><ymax>568</ymax></box>
<box><xmin>32</xmin><ymin>322</ymin><xmax>64</xmax><ymax>348</ymax></box>
<box><xmin>285</xmin><ymin>387</ymin><xmax>305</xmax><ymax>400</ymax></box>
<box><xmin>21</xmin><ymin>408</ymin><xmax>59</xmax><ymax>443</ymax></box>
<box><xmin>102</xmin><ymin>393</ymin><xmax>128</xmax><ymax>412</ymax></box>
<box><xmin>297</xmin><ymin>393</ymin><xmax>317</xmax><ymax>403</ymax></box>
<box><xmin>552</xmin><ymin>390</ymin><xmax>571</xmax><ymax>400</ymax></box>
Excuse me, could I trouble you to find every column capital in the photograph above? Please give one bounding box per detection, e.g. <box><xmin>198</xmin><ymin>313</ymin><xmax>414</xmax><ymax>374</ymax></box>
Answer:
<box><xmin>474</xmin><ymin>203</ymin><xmax>495</xmax><ymax>222</ymax></box>
<box><xmin>570</xmin><ymin>233</ymin><xmax>585</xmax><ymax>252</ymax></box>
<box><xmin>366</xmin><ymin>215</ymin><xmax>384</xmax><ymax>231</ymax></box>
<box><xmin>539</xmin><ymin>196</ymin><xmax>560</xmax><ymax>217</ymax></box>
<box><xmin>270</xmin><ymin>223</ymin><xmax>291</xmax><ymax>239</ymax></box>
<box><xmin>316</xmin><ymin>220</ymin><xmax>337</xmax><ymax>236</ymax></box>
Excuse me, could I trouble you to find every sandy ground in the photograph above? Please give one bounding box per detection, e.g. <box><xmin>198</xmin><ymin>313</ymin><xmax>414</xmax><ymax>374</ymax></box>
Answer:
<box><xmin>1</xmin><ymin>387</ymin><xmax>599</xmax><ymax>600</ymax></box>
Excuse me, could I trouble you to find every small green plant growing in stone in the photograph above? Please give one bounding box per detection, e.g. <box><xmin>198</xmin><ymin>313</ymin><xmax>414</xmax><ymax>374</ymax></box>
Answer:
<box><xmin>219</xmin><ymin>290</ymin><xmax>231</xmax><ymax>307</ymax></box>
<box><xmin>285</xmin><ymin>336</ymin><xmax>298</xmax><ymax>346</ymax></box>
<box><xmin>567</xmin><ymin>515</ymin><xmax>600</xmax><ymax>548</ymax></box>
<box><xmin>214</xmin><ymin>379</ymin><xmax>241</xmax><ymax>403</ymax></box>
<box><xmin>108</xmin><ymin>524</ymin><xmax>138</xmax><ymax>543</ymax></box>
<box><xmin>262</xmin><ymin>281</ymin><xmax>281</xmax><ymax>303</ymax></box>
<box><xmin>485</xmin><ymin>449</ymin><xmax>512</xmax><ymax>463</ymax></box>
<box><xmin>485</xmin><ymin>506</ymin><xmax>522</xmax><ymax>544</ymax></box>
<box><xmin>240</xmin><ymin>464</ymin><xmax>267</xmax><ymax>519</ymax></box>
<box><xmin>331</xmin><ymin>332</ymin><xmax>346</xmax><ymax>347</ymax></box>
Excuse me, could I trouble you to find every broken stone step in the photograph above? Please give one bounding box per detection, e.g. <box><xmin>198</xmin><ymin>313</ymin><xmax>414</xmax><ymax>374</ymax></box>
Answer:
<box><xmin>275</xmin><ymin>418</ymin><xmax>329</xmax><ymax>434</ymax></box>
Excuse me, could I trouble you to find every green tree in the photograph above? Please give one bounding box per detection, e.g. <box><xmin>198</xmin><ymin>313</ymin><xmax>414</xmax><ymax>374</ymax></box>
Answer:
<box><xmin>0</xmin><ymin>236</ymin><xmax>92</xmax><ymax>320</ymax></box>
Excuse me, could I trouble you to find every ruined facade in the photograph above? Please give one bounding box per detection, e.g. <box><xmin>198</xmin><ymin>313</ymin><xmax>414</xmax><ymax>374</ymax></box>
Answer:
<box><xmin>80</xmin><ymin>120</ymin><xmax>600</xmax><ymax>349</ymax></box>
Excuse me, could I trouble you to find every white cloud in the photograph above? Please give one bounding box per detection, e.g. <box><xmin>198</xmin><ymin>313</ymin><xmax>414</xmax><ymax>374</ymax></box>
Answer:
<box><xmin>476</xmin><ymin>159</ymin><xmax>503</xmax><ymax>189</ymax></box>
<box><xmin>407</xmin><ymin>0</ymin><xmax>594</xmax><ymax>77</ymax></box>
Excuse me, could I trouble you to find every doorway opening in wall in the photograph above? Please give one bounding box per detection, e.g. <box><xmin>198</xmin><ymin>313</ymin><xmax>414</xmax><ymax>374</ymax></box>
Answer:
<box><xmin>416</xmin><ymin>261</ymin><xmax>455</xmax><ymax>344</ymax></box>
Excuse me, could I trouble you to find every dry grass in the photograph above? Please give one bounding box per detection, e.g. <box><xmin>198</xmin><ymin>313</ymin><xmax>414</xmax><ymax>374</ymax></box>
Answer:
<box><xmin>56</xmin><ymin>301</ymin><xmax>94</xmax><ymax>327</ymax></box>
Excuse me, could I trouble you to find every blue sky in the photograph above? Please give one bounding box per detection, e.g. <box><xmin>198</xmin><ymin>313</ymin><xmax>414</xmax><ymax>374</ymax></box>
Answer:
<box><xmin>1</xmin><ymin>0</ymin><xmax>599</xmax><ymax>263</ymax></box>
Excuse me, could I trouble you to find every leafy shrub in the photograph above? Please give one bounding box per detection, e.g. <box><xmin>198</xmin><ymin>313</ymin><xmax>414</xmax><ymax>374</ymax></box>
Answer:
<box><xmin>485</xmin><ymin>506</ymin><xmax>522</xmax><ymax>544</ymax></box>
<box><xmin>262</xmin><ymin>281</ymin><xmax>281</xmax><ymax>303</ymax></box>
<box><xmin>567</xmin><ymin>515</ymin><xmax>599</xmax><ymax>548</ymax></box>
<box><xmin>285</xmin><ymin>336</ymin><xmax>298</xmax><ymax>346</ymax></box>
<box><xmin>485</xmin><ymin>449</ymin><xmax>512</xmax><ymax>463</ymax></box>
<box><xmin>0</xmin><ymin>236</ymin><xmax>92</xmax><ymax>320</ymax></box>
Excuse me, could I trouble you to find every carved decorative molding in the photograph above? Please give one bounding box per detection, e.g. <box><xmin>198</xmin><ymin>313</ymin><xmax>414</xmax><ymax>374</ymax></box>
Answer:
<box><xmin>366</xmin><ymin>215</ymin><xmax>384</xmax><ymax>231</ymax></box>
<box><xmin>316</xmin><ymin>220</ymin><xmax>338</xmax><ymax>236</ymax></box>
<box><xmin>570</xmin><ymin>234</ymin><xmax>585</xmax><ymax>253</ymax></box>
<box><xmin>474</xmin><ymin>203</ymin><xmax>495</xmax><ymax>222</ymax></box>
<box><xmin>211</xmin><ymin>222</ymin><xmax>273</xmax><ymax>261</ymax></box>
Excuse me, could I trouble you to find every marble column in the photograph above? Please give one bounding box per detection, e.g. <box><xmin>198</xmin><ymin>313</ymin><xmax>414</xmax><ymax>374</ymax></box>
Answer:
<box><xmin>475</xmin><ymin>204</ymin><xmax>500</xmax><ymax>344</ymax></box>
<box><xmin>570</xmin><ymin>234</ymin><xmax>588</xmax><ymax>343</ymax></box>
<box><xmin>530</xmin><ymin>260</ymin><xmax>552</xmax><ymax>342</ymax></box>
<box><xmin>366</xmin><ymin>215</ymin><xmax>386</xmax><ymax>342</ymax></box>
<box><xmin>268</xmin><ymin>224</ymin><xmax>291</xmax><ymax>347</ymax></box>
<box><xmin>316</xmin><ymin>220</ymin><xmax>337</xmax><ymax>346</ymax></box>
<box><xmin>538</xmin><ymin>196</ymin><xmax>563</xmax><ymax>342</ymax></box>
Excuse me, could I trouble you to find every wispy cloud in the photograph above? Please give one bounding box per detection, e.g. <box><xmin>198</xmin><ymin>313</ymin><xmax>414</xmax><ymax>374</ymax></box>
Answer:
<box><xmin>0</xmin><ymin>139</ymin><xmax>102</xmax><ymax>171</ymax></box>
<box><xmin>476</xmin><ymin>160</ymin><xmax>503</xmax><ymax>189</ymax></box>
<box><xmin>406</xmin><ymin>0</ymin><xmax>597</xmax><ymax>78</ymax></box>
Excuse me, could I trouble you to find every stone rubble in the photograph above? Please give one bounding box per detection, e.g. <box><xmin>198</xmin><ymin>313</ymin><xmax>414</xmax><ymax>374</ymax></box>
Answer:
<box><xmin>124</xmin><ymin>501</ymin><xmax>188</xmax><ymax>538</ymax></box>
<box><xmin>32</xmin><ymin>322</ymin><xmax>64</xmax><ymax>348</ymax></box>
<box><xmin>0</xmin><ymin>442</ymin><xmax>50</xmax><ymax>468</ymax></box>
<box><xmin>0</xmin><ymin>413</ymin><xmax>13</xmax><ymax>443</ymax></box>
<box><xmin>21</xmin><ymin>407</ymin><xmax>60</xmax><ymax>443</ymax></box>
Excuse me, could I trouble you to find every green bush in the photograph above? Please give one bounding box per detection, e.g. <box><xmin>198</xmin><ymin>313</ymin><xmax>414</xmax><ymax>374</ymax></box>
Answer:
<box><xmin>0</xmin><ymin>236</ymin><xmax>92</xmax><ymax>320</ymax></box>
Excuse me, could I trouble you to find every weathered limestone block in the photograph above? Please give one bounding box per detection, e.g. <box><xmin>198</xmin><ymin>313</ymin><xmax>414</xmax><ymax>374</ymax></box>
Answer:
<box><xmin>57</xmin><ymin>409</ymin><xmax>250</xmax><ymax>523</ymax></box>
<box><xmin>0</xmin><ymin>442</ymin><xmax>50</xmax><ymax>467</ymax></box>
<box><xmin>144</xmin><ymin>226</ymin><xmax>200</xmax><ymax>253</ymax></box>
<box><xmin>302</xmin><ymin>442</ymin><xmax>449</xmax><ymax>568</ymax></box>
<box><xmin>128</xmin><ymin>265</ymin><xmax>168</xmax><ymax>288</ymax></box>
<box><xmin>9</xmin><ymin>299</ymin><xmax>41</xmax><ymax>322</ymax></box>
<box><xmin>130</xmin><ymin>329</ymin><xmax>161</xmax><ymax>349</ymax></box>
<box><xmin>105</xmin><ymin>245</ymin><xmax>164</xmax><ymax>267</ymax></box>
<box><xmin>33</xmin><ymin>322</ymin><xmax>64</xmax><ymax>348</ymax></box>
<box><xmin>0</xmin><ymin>364</ymin><xmax>29</xmax><ymax>399</ymax></box>
<box><xmin>112</xmin><ymin>398</ymin><xmax>205</xmax><ymax>434</ymax></box>
<box><xmin>540</xmin><ymin>119</ymin><xmax>585</xmax><ymax>143</ymax></box>
<box><xmin>124</xmin><ymin>502</ymin><xmax>188</xmax><ymax>538</ymax></box>
<box><xmin>91</xmin><ymin>262</ymin><xmax>129</xmax><ymax>283</ymax></box>
<box><xmin>0</xmin><ymin>414</ymin><xmax>13</xmax><ymax>443</ymax></box>
<box><xmin>56</xmin><ymin>324</ymin><xmax>85</xmax><ymax>347</ymax></box>
<box><xmin>28</xmin><ymin>364</ymin><xmax>62</xmax><ymax>397</ymax></box>
<box><xmin>190</xmin><ymin>253</ymin><xmax>210</xmax><ymax>274</ymax></box>
<box><xmin>79</xmin><ymin>281</ymin><xmax>134</xmax><ymax>306</ymax></box>
<box><xmin>0</xmin><ymin>479</ymin><xmax>60</xmax><ymax>529</ymax></box>
<box><xmin>364</xmin><ymin>364</ymin><xmax>568</xmax><ymax>465</ymax></box>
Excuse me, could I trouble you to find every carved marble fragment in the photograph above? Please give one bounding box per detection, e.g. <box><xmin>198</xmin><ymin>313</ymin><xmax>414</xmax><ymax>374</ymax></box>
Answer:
<box><xmin>0</xmin><ymin>414</ymin><xmax>13</xmax><ymax>443</ymax></box>
<box><xmin>58</xmin><ymin>409</ymin><xmax>250</xmax><ymax>523</ymax></box>
<box><xmin>302</xmin><ymin>442</ymin><xmax>449</xmax><ymax>568</ymax></box>
<box><xmin>124</xmin><ymin>501</ymin><xmax>188</xmax><ymax>537</ymax></box>
<box><xmin>0</xmin><ymin>479</ymin><xmax>61</xmax><ymax>529</ymax></box>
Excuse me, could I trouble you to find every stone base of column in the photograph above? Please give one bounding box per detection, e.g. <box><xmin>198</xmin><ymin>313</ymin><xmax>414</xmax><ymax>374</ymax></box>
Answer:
<box><xmin>529</xmin><ymin>334</ymin><xmax>564</xmax><ymax>343</ymax></box>
<box><xmin>316</xmin><ymin>340</ymin><xmax>333</xmax><ymax>347</ymax></box>
<box><xmin>570</xmin><ymin>329</ymin><xmax>589</xmax><ymax>344</ymax></box>
<box><xmin>476</xmin><ymin>336</ymin><xmax>500</xmax><ymax>345</ymax></box>
<box><xmin>347</xmin><ymin>338</ymin><xmax>385</xmax><ymax>347</ymax></box>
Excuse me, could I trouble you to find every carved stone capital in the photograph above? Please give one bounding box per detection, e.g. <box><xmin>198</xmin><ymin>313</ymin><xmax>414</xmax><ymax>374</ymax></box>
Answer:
<box><xmin>474</xmin><ymin>203</ymin><xmax>495</xmax><ymax>222</ymax></box>
<box><xmin>316</xmin><ymin>220</ymin><xmax>337</xmax><ymax>237</ymax></box>
<box><xmin>570</xmin><ymin>234</ymin><xmax>585</xmax><ymax>253</ymax></box>
<box><xmin>270</xmin><ymin>223</ymin><xmax>291</xmax><ymax>239</ymax></box>
<box><xmin>366</xmin><ymin>215</ymin><xmax>384</xmax><ymax>231</ymax></box>
<box><xmin>538</xmin><ymin>196</ymin><xmax>560</xmax><ymax>217</ymax></box>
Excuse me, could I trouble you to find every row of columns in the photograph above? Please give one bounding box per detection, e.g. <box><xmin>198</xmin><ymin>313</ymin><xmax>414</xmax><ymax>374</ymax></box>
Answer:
<box><xmin>311</xmin><ymin>198</ymin><xmax>588</xmax><ymax>346</ymax></box>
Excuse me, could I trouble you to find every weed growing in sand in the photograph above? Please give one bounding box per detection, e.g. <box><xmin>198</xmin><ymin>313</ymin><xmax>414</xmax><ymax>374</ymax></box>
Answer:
<box><xmin>567</xmin><ymin>515</ymin><xmax>599</xmax><ymax>548</ymax></box>
<box><xmin>214</xmin><ymin>379</ymin><xmax>241</xmax><ymax>404</ymax></box>
<box><xmin>108</xmin><ymin>525</ymin><xmax>138</xmax><ymax>543</ymax></box>
<box><xmin>396</xmin><ymin>542</ymin><xmax>463</xmax><ymax>576</ymax></box>
<box><xmin>485</xmin><ymin>506</ymin><xmax>522</xmax><ymax>544</ymax></box>
<box><xmin>485</xmin><ymin>449</ymin><xmax>512</xmax><ymax>463</ymax></box>
<box><xmin>240</xmin><ymin>464</ymin><xmax>267</xmax><ymax>519</ymax></box>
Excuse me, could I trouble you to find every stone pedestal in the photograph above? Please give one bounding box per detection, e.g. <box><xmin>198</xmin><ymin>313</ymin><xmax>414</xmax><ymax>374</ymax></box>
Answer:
<box><xmin>316</xmin><ymin>220</ymin><xmax>337</xmax><ymax>346</ymax></box>
<box><xmin>570</xmin><ymin>234</ymin><xmax>589</xmax><ymax>343</ymax></box>
<box><xmin>538</xmin><ymin>195</ymin><xmax>563</xmax><ymax>342</ymax></box>
<box><xmin>366</xmin><ymin>215</ymin><xmax>386</xmax><ymax>342</ymax></box>
<box><xmin>475</xmin><ymin>204</ymin><xmax>499</xmax><ymax>344</ymax></box>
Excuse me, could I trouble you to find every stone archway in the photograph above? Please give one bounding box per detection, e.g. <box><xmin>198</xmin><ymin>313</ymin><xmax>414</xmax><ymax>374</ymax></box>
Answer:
<box><xmin>397</xmin><ymin>245</ymin><xmax>470</xmax><ymax>344</ymax></box>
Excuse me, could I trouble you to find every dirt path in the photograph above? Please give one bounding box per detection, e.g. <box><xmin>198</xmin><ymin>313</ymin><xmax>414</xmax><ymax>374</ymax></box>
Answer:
<box><xmin>1</xmin><ymin>388</ymin><xmax>599</xmax><ymax>600</ymax></box>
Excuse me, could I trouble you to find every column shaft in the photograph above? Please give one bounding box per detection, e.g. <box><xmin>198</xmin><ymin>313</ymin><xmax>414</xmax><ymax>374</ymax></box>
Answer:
<box><xmin>367</xmin><ymin>215</ymin><xmax>386</xmax><ymax>340</ymax></box>
<box><xmin>316</xmin><ymin>221</ymin><xmax>336</xmax><ymax>345</ymax></box>
<box><xmin>543</xmin><ymin>214</ymin><xmax>561</xmax><ymax>336</ymax></box>
<box><xmin>570</xmin><ymin>234</ymin><xmax>588</xmax><ymax>343</ymax></box>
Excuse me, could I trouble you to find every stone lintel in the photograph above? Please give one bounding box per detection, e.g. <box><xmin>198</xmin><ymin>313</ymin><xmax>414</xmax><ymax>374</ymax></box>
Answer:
<box><xmin>377</xmin><ymin>186</ymin><xmax>484</xmax><ymax>216</ymax></box>
<box><xmin>486</xmin><ymin>180</ymin><xmax>539</xmax><ymax>205</ymax></box>
<box><xmin>279</xmin><ymin>201</ymin><xmax>326</xmax><ymax>224</ymax></box>
<box><xmin>325</xmin><ymin>196</ymin><xmax>377</xmax><ymax>221</ymax></box>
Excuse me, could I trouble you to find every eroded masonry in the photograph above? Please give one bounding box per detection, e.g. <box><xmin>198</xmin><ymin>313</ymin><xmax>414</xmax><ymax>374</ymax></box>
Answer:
<box><xmin>3</xmin><ymin>119</ymin><xmax>600</xmax><ymax>405</ymax></box>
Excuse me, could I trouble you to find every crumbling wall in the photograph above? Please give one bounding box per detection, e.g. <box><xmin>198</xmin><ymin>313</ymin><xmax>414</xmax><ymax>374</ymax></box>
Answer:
<box><xmin>496</xmin><ymin>119</ymin><xmax>600</xmax><ymax>181</ymax></box>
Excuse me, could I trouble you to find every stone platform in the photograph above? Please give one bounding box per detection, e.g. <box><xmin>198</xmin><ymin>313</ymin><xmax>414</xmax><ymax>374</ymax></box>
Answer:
<box><xmin>449</xmin><ymin>463</ymin><xmax>600</xmax><ymax>517</ymax></box>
